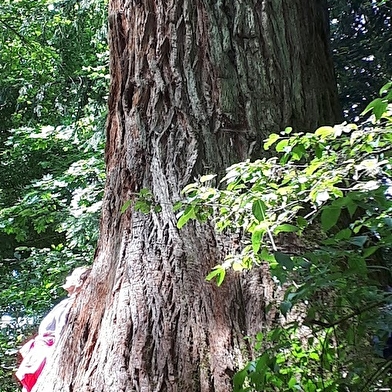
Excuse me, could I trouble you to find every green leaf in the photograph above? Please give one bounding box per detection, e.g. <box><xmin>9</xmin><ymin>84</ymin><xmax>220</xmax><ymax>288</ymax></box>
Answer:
<box><xmin>134</xmin><ymin>200</ymin><xmax>151</xmax><ymax>214</ymax></box>
<box><xmin>309</xmin><ymin>352</ymin><xmax>320</xmax><ymax>361</ymax></box>
<box><xmin>296</xmin><ymin>216</ymin><xmax>308</xmax><ymax>229</ymax></box>
<box><xmin>280</xmin><ymin>300</ymin><xmax>292</xmax><ymax>316</ymax></box>
<box><xmin>173</xmin><ymin>201</ymin><xmax>183</xmax><ymax>211</ymax></box>
<box><xmin>274</xmin><ymin>224</ymin><xmax>299</xmax><ymax>234</ymax></box>
<box><xmin>200</xmin><ymin>174</ymin><xmax>217</xmax><ymax>183</ymax></box>
<box><xmin>177</xmin><ymin>206</ymin><xmax>196</xmax><ymax>229</ymax></box>
<box><xmin>379</xmin><ymin>81</ymin><xmax>392</xmax><ymax>95</ymax></box>
<box><xmin>321</xmin><ymin>207</ymin><xmax>341</xmax><ymax>231</ymax></box>
<box><xmin>260</xmin><ymin>248</ymin><xmax>275</xmax><ymax>263</ymax></box>
<box><xmin>361</xmin><ymin>97</ymin><xmax>388</xmax><ymax>120</ymax></box>
<box><xmin>233</xmin><ymin>368</ymin><xmax>248</xmax><ymax>390</ymax></box>
<box><xmin>334</xmin><ymin>228</ymin><xmax>352</xmax><ymax>240</ymax></box>
<box><xmin>251</xmin><ymin>229</ymin><xmax>263</xmax><ymax>254</ymax></box>
<box><xmin>263</xmin><ymin>133</ymin><xmax>280</xmax><ymax>150</ymax></box>
<box><xmin>274</xmin><ymin>252</ymin><xmax>294</xmax><ymax>270</ymax></box>
<box><xmin>348</xmin><ymin>256</ymin><xmax>367</xmax><ymax>275</ymax></box>
<box><xmin>363</xmin><ymin>246</ymin><xmax>379</xmax><ymax>257</ymax></box>
<box><xmin>120</xmin><ymin>200</ymin><xmax>132</xmax><ymax>214</ymax></box>
<box><xmin>347</xmin><ymin>200</ymin><xmax>358</xmax><ymax>218</ymax></box>
<box><xmin>291</xmin><ymin>144</ymin><xmax>306</xmax><ymax>161</ymax></box>
<box><xmin>206</xmin><ymin>266</ymin><xmax>226</xmax><ymax>286</ymax></box>
<box><xmin>314</xmin><ymin>126</ymin><xmax>334</xmax><ymax>139</ymax></box>
<box><xmin>350</xmin><ymin>235</ymin><xmax>368</xmax><ymax>247</ymax></box>
<box><xmin>252</xmin><ymin>200</ymin><xmax>266</xmax><ymax>222</ymax></box>
<box><xmin>275</xmin><ymin>139</ymin><xmax>289</xmax><ymax>152</ymax></box>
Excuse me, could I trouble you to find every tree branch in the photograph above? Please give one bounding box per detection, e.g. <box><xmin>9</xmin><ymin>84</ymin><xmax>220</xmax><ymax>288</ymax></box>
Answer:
<box><xmin>0</xmin><ymin>18</ymin><xmax>29</xmax><ymax>45</ymax></box>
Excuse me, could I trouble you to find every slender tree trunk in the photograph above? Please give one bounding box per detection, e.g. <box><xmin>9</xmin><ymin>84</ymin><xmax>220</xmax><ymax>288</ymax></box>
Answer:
<box><xmin>35</xmin><ymin>0</ymin><xmax>340</xmax><ymax>391</ymax></box>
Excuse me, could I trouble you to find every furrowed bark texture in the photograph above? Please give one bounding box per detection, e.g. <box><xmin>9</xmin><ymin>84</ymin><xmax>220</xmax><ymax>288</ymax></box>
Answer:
<box><xmin>35</xmin><ymin>1</ymin><xmax>340</xmax><ymax>391</ymax></box>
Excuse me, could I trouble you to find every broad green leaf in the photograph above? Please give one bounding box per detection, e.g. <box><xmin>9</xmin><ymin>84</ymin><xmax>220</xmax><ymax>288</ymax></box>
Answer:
<box><xmin>134</xmin><ymin>200</ymin><xmax>151</xmax><ymax>214</ymax></box>
<box><xmin>348</xmin><ymin>256</ymin><xmax>367</xmax><ymax>275</ymax></box>
<box><xmin>296</xmin><ymin>216</ymin><xmax>308</xmax><ymax>229</ymax></box>
<box><xmin>177</xmin><ymin>206</ymin><xmax>196</xmax><ymax>229</ymax></box>
<box><xmin>252</xmin><ymin>200</ymin><xmax>266</xmax><ymax>222</ymax></box>
<box><xmin>361</xmin><ymin>97</ymin><xmax>388</xmax><ymax>120</ymax></box>
<box><xmin>309</xmin><ymin>352</ymin><xmax>320</xmax><ymax>360</ymax></box>
<box><xmin>275</xmin><ymin>139</ymin><xmax>289</xmax><ymax>152</ymax></box>
<box><xmin>263</xmin><ymin>133</ymin><xmax>280</xmax><ymax>150</ymax></box>
<box><xmin>350</xmin><ymin>235</ymin><xmax>368</xmax><ymax>247</ymax></box>
<box><xmin>347</xmin><ymin>200</ymin><xmax>358</xmax><ymax>218</ymax></box>
<box><xmin>385</xmin><ymin>217</ymin><xmax>392</xmax><ymax>227</ymax></box>
<box><xmin>363</xmin><ymin>246</ymin><xmax>379</xmax><ymax>257</ymax></box>
<box><xmin>334</xmin><ymin>228</ymin><xmax>352</xmax><ymax>240</ymax></box>
<box><xmin>291</xmin><ymin>144</ymin><xmax>306</xmax><ymax>161</ymax></box>
<box><xmin>260</xmin><ymin>248</ymin><xmax>275</xmax><ymax>262</ymax></box>
<box><xmin>274</xmin><ymin>252</ymin><xmax>294</xmax><ymax>270</ymax></box>
<box><xmin>305</xmin><ymin>161</ymin><xmax>323</xmax><ymax>175</ymax></box>
<box><xmin>233</xmin><ymin>368</ymin><xmax>248</xmax><ymax>390</ymax></box>
<box><xmin>321</xmin><ymin>207</ymin><xmax>341</xmax><ymax>231</ymax></box>
<box><xmin>314</xmin><ymin>126</ymin><xmax>334</xmax><ymax>138</ymax></box>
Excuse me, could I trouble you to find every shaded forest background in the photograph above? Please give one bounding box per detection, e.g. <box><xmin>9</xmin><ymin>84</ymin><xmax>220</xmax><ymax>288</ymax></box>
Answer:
<box><xmin>0</xmin><ymin>0</ymin><xmax>391</xmax><ymax>390</ymax></box>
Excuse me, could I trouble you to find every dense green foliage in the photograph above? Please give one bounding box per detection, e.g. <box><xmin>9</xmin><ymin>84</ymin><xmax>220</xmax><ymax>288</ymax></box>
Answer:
<box><xmin>0</xmin><ymin>0</ymin><xmax>108</xmax><ymax>389</ymax></box>
<box><xmin>178</xmin><ymin>87</ymin><xmax>392</xmax><ymax>390</ymax></box>
<box><xmin>330</xmin><ymin>0</ymin><xmax>392</xmax><ymax>119</ymax></box>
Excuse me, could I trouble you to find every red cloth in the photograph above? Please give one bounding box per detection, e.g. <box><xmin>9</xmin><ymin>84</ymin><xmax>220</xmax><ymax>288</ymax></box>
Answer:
<box><xmin>15</xmin><ymin>334</ymin><xmax>55</xmax><ymax>392</ymax></box>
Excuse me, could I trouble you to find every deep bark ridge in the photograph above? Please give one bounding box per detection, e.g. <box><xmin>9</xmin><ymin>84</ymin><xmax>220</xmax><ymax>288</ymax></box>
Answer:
<box><xmin>35</xmin><ymin>1</ymin><xmax>340</xmax><ymax>391</ymax></box>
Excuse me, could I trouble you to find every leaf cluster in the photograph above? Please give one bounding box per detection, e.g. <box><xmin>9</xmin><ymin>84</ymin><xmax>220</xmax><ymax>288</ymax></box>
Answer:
<box><xmin>178</xmin><ymin>84</ymin><xmax>392</xmax><ymax>390</ymax></box>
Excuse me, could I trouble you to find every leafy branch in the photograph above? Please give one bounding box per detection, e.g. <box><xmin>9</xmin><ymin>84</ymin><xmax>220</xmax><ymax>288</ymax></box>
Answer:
<box><xmin>178</xmin><ymin>84</ymin><xmax>392</xmax><ymax>390</ymax></box>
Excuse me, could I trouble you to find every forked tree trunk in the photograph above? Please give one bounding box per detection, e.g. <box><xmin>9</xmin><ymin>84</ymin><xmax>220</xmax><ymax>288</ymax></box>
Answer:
<box><xmin>35</xmin><ymin>1</ymin><xmax>340</xmax><ymax>391</ymax></box>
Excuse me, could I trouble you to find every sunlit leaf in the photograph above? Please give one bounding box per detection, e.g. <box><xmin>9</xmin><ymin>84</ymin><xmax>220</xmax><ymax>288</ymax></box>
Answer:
<box><xmin>274</xmin><ymin>224</ymin><xmax>299</xmax><ymax>234</ymax></box>
<box><xmin>177</xmin><ymin>206</ymin><xmax>196</xmax><ymax>229</ymax></box>
<box><xmin>252</xmin><ymin>200</ymin><xmax>266</xmax><ymax>222</ymax></box>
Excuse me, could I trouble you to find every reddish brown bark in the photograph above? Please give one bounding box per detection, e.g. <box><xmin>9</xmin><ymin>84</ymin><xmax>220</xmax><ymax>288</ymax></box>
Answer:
<box><xmin>35</xmin><ymin>1</ymin><xmax>340</xmax><ymax>391</ymax></box>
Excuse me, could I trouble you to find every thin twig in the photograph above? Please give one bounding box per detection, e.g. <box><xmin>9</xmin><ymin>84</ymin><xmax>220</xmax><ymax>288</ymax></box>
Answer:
<box><xmin>308</xmin><ymin>295</ymin><xmax>392</xmax><ymax>332</ymax></box>
<box><xmin>0</xmin><ymin>18</ymin><xmax>29</xmax><ymax>44</ymax></box>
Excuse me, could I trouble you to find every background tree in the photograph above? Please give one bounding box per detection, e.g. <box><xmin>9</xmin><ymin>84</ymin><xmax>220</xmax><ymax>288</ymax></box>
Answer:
<box><xmin>34</xmin><ymin>1</ymin><xmax>341</xmax><ymax>391</ymax></box>
<box><xmin>0</xmin><ymin>0</ymin><xmax>108</xmax><ymax>389</ymax></box>
<box><xmin>329</xmin><ymin>0</ymin><xmax>392</xmax><ymax>119</ymax></box>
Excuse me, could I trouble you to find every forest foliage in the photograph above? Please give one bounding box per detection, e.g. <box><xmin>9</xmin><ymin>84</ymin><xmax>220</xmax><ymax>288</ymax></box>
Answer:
<box><xmin>0</xmin><ymin>0</ymin><xmax>108</xmax><ymax>388</ymax></box>
<box><xmin>177</xmin><ymin>86</ymin><xmax>392</xmax><ymax>390</ymax></box>
<box><xmin>0</xmin><ymin>0</ymin><xmax>391</xmax><ymax>391</ymax></box>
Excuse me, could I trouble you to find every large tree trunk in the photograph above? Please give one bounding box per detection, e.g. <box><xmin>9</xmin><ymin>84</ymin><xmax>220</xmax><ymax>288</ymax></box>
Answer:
<box><xmin>35</xmin><ymin>0</ymin><xmax>340</xmax><ymax>391</ymax></box>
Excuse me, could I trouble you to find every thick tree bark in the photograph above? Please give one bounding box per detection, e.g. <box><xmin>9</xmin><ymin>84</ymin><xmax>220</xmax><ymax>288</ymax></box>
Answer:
<box><xmin>35</xmin><ymin>0</ymin><xmax>340</xmax><ymax>391</ymax></box>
